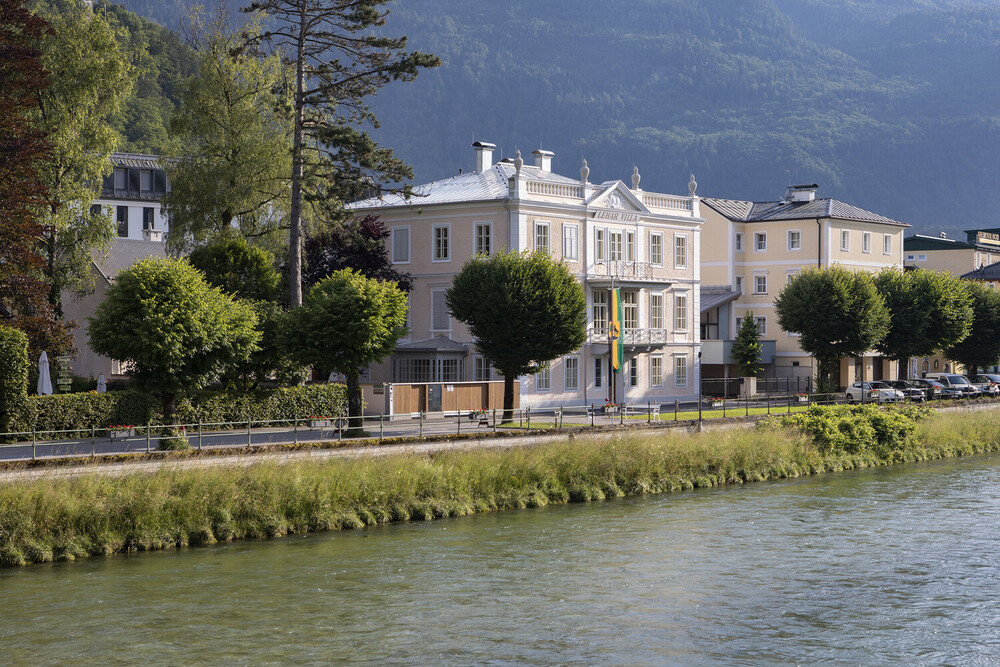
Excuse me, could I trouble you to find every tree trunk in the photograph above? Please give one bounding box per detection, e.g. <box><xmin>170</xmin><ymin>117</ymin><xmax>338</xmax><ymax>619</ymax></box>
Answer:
<box><xmin>899</xmin><ymin>356</ymin><xmax>909</xmax><ymax>381</ymax></box>
<box><xmin>287</xmin><ymin>9</ymin><xmax>307</xmax><ymax>308</ymax></box>
<box><xmin>502</xmin><ymin>374</ymin><xmax>515</xmax><ymax>423</ymax></box>
<box><xmin>345</xmin><ymin>368</ymin><xmax>364</xmax><ymax>436</ymax></box>
<box><xmin>162</xmin><ymin>391</ymin><xmax>177</xmax><ymax>426</ymax></box>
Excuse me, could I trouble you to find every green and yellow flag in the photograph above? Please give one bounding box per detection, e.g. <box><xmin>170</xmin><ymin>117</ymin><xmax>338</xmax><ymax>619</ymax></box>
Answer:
<box><xmin>609</xmin><ymin>288</ymin><xmax>624</xmax><ymax>373</ymax></box>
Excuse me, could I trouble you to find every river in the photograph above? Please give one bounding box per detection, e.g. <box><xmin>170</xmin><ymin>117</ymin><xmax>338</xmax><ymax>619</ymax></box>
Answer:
<box><xmin>4</xmin><ymin>453</ymin><xmax>1000</xmax><ymax>664</ymax></box>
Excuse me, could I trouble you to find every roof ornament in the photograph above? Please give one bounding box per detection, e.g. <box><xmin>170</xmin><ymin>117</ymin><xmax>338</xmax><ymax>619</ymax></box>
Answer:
<box><xmin>580</xmin><ymin>158</ymin><xmax>590</xmax><ymax>183</ymax></box>
<box><xmin>688</xmin><ymin>173</ymin><xmax>698</xmax><ymax>196</ymax></box>
<box><xmin>631</xmin><ymin>165</ymin><xmax>641</xmax><ymax>190</ymax></box>
<box><xmin>514</xmin><ymin>149</ymin><xmax>523</xmax><ymax>174</ymax></box>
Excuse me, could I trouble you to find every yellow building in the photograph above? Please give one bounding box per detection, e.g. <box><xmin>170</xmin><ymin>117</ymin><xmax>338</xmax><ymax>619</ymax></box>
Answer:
<box><xmin>904</xmin><ymin>229</ymin><xmax>1000</xmax><ymax>275</ymax></box>
<box><xmin>700</xmin><ymin>184</ymin><xmax>909</xmax><ymax>390</ymax></box>
<box><xmin>350</xmin><ymin>142</ymin><xmax>703</xmax><ymax>409</ymax></box>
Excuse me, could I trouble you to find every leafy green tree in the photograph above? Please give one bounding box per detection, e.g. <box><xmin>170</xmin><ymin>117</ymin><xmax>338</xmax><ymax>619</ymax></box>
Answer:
<box><xmin>775</xmin><ymin>266</ymin><xmax>889</xmax><ymax>392</ymax></box>
<box><xmin>732</xmin><ymin>310</ymin><xmax>764</xmax><ymax>377</ymax></box>
<box><xmin>280</xmin><ymin>268</ymin><xmax>407</xmax><ymax>433</ymax></box>
<box><xmin>874</xmin><ymin>268</ymin><xmax>973</xmax><ymax>379</ymax></box>
<box><xmin>88</xmin><ymin>257</ymin><xmax>259</xmax><ymax>423</ymax></box>
<box><xmin>944</xmin><ymin>281</ymin><xmax>1000</xmax><ymax>378</ymax></box>
<box><xmin>188</xmin><ymin>235</ymin><xmax>281</xmax><ymax>302</ymax></box>
<box><xmin>243</xmin><ymin>0</ymin><xmax>440</xmax><ymax>306</ymax></box>
<box><xmin>33</xmin><ymin>3</ymin><xmax>137</xmax><ymax>311</ymax></box>
<box><xmin>163</xmin><ymin>9</ymin><xmax>292</xmax><ymax>253</ymax></box>
<box><xmin>446</xmin><ymin>250</ymin><xmax>587</xmax><ymax>420</ymax></box>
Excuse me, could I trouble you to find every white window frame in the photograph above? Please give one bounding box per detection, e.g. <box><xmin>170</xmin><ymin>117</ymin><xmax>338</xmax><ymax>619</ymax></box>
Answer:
<box><xmin>756</xmin><ymin>316</ymin><xmax>767</xmax><ymax>336</ymax></box>
<box><xmin>735</xmin><ymin>232</ymin><xmax>744</xmax><ymax>252</ymax></box>
<box><xmin>754</xmin><ymin>232</ymin><xmax>767</xmax><ymax>252</ymax></box>
<box><xmin>592</xmin><ymin>289</ymin><xmax>608</xmax><ymax>332</ymax></box>
<box><xmin>650</xmin><ymin>232</ymin><xmax>663</xmax><ymax>266</ymax></box>
<box><xmin>609</xmin><ymin>230</ymin><xmax>623</xmax><ymax>262</ymax></box>
<box><xmin>735</xmin><ymin>276</ymin><xmax>744</xmax><ymax>294</ymax></box>
<box><xmin>674</xmin><ymin>356</ymin><xmax>688</xmax><ymax>388</ymax></box>
<box><xmin>883</xmin><ymin>234</ymin><xmax>892</xmax><ymax>255</ymax></box>
<box><xmin>674</xmin><ymin>234</ymin><xmax>688</xmax><ymax>268</ymax></box>
<box><xmin>391</xmin><ymin>226</ymin><xmax>410</xmax><ymax>264</ymax></box>
<box><xmin>841</xmin><ymin>230</ymin><xmax>850</xmax><ymax>251</ymax></box>
<box><xmin>918</xmin><ymin>254</ymin><xmax>927</xmax><ymax>261</ymax></box>
<box><xmin>754</xmin><ymin>274</ymin><xmax>767</xmax><ymax>295</ymax></box>
<box><xmin>432</xmin><ymin>224</ymin><xmax>450</xmax><ymax>262</ymax></box>
<box><xmin>564</xmin><ymin>356</ymin><xmax>579</xmax><ymax>392</ymax></box>
<box><xmin>431</xmin><ymin>288</ymin><xmax>450</xmax><ymax>332</ymax></box>
<box><xmin>563</xmin><ymin>224</ymin><xmax>579</xmax><ymax>262</ymax></box>
<box><xmin>786</xmin><ymin>271</ymin><xmax>798</xmax><ymax>285</ymax></box>
<box><xmin>626</xmin><ymin>230</ymin><xmax>636</xmax><ymax>262</ymax></box>
<box><xmin>594</xmin><ymin>357</ymin><xmax>603</xmax><ymax>388</ymax></box>
<box><xmin>674</xmin><ymin>293</ymin><xmax>688</xmax><ymax>331</ymax></box>
<box><xmin>473</xmin><ymin>356</ymin><xmax>492</xmax><ymax>382</ymax></box>
<box><xmin>787</xmin><ymin>229</ymin><xmax>801</xmax><ymax>251</ymax></box>
<box><xmin>535</xmin><ymin>221</ymin><xmax>550</xmax><ymax>254</ymax></box>
<box><xmin>474</xmin><ymin>221</ymin><xmax>491</xmax><ymax>256</ymax></box>
<box><xmin>905</xmin><ymin>254</ymin><xmax>915</xmax><ymax>261</ymax></box>
<box><xmin>535</xmin><ymin>366</ymin><xmax>551</xmax><ymax>392</ymax></box>
<box><xmin>650</xmin><ymin>355</ymin><xmax>663</xmax><ymax>387</ymax></box>
<box><xmin>650</xmin><ymin>292</ymin><xmax>664</xmax><ymax>329</ymax></box>
<box><xmin>862</xmin><ymin>231</ymin><xmax>872</xmax><ymax>254</ymax></box>
<box><xmin>629</xmin><ymin>357</ymin><xmax>638</xmax><ymax>387</ymax></box>
<box><xmin>595</xmin><ymin>228</ymin><xmax>606</xmax><ymax>262</ymax></box>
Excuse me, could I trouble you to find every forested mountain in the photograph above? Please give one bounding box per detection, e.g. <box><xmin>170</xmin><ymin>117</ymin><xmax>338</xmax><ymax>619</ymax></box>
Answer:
<box><xmin>108</xmin><ymin>0</ymin><xmax>1000</xmax><ymax>236</ymax></box>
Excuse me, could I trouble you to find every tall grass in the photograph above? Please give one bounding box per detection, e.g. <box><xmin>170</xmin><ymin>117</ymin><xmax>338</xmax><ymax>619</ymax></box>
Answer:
<box><xmin>2</xmin><ymin>408</ymin><xmax>999</xmax><ymax>567</ymax></box>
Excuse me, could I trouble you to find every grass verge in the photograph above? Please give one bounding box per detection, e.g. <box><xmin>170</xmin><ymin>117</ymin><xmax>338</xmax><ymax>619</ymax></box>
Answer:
<box><xmin>1</xmin><ymin>406</ymin><xmax>999</xmax><ymax>567</ymax></box>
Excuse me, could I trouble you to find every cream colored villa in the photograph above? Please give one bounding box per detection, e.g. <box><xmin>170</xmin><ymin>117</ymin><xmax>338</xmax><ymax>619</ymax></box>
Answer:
<box><xmin>700</xmin><ymin>184</ymin><xmax>909</xmax><ymax>390</ymax></box>
<box><xmin>903</xmin><ymin>229</ymin><xmax>1000</xmax><ymax>275</ymax></box>
<box><xmin>350</xmin><ymin>142</ymin><xmax>704</xmax><ymax>408</ymax></box>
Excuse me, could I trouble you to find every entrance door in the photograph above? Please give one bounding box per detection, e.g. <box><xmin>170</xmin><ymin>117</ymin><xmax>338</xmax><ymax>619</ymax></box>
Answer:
<box><xmin>428</xmin><ymin>384</ymin><xmax>443</xmax><ymax>412</ymax></box>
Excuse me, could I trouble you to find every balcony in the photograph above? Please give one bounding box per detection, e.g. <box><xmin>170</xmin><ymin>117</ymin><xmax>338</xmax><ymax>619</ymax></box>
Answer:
<box><xmin>587</xmin><ymin>326</ymin><xmax>670</xmax><ymax>351</ymax></box>
<box><xmin>700</xmin><ymin>339</ymin><xmax>777</xmax><ymax>366</ymax></box>
<box><xmin>99</xmin><ymin>187</ymin><xmax>167</xmax><ymax>201</ymax></box>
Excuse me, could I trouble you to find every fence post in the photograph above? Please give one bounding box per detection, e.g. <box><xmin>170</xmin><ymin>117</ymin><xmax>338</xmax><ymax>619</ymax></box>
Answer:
<box><xmin>32</xmin><ymin>429</ymin><xmax>36</xmax><ymax>460</ymax></box>
<box><xmin>591</xmin><ymin>405</ymin><xmax>595</xmax><ymax>427</ymax></box>
<box><xmin>198</xmin><ymin>419</ymin><xmax>203</xmax><ymax>450</ymax></box>
<box><xmin>419</xmin><ymin>411</ymin><xmax>423</xmax><ymax>438</ymax></box>
<box><xmin>648</xmin><ymin>401</ymin><xmax>651</xmax><ymax>424</ymax></box>
<box><xmin>526</xmin><ymin>406</ymin><xmax>531</xmax><ymax>429</ymax></box>
<box><xmin>457</xmin><ymin>411</ymin><xmax>461</xmax><ymax>435</ymax></box>
<box><xmin>559</xmin><ymin>405</ymin><xmax>564</xmax><ymax>428</ymax></box>
<box><xmin>293</xmin><ymin>417</ymin><xmax>298</xmax><ymax>445</ymax></box>
<box><xmin>146</xmin><ymin>423</ymin><xmax>151</xmax><ymax>453</ymax></box>
<box><xmin>787</xmin><ymin>393</ymin><xmax>791</xmax><ymax>414</ymax></box>
<box><xmin>674</xmin><ymin>400</ymin><xmax>679</xmax><ymax>421</ymax></box>
<box><xmin>247</xmin><ymin>420</ymin><xmax>252</xmax><ymax>447</ymax></box>
<box><xmin>339</xmin><ymin>413</ymin><xmax>344</xmax><ymax>442</ymax></box>
<box><xmin>379</xmin><ymin>413</ymin><xmax>384</xmax><ymax>439</ymax></box>
<box><xmin>91</xmin><ymin>425</ymin><xmax>96</xmax><ymax>457</ymax></box>
<box><xmin>767</xmin><ymin>394</ymin><xmax>771</xmax><ymax>415</ymax></box>
<box><xmin>492</xmin><ymin>408</ymin><xmax>497</xmax><ymax>433</ymax></box>
<box><xmin>745</xmin><ymin>394</ymin><xmax>749</xmax><ymax>417</ymax></box>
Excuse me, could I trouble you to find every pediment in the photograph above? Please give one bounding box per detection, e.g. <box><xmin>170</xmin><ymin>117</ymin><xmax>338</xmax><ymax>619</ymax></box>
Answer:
<box><xmin>587</xmin><ymin>181</ymin><xmax>649</xmax><ymax>218</ymax></box>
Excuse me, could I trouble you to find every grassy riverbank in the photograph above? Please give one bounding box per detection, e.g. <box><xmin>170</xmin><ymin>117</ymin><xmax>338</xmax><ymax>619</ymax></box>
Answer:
<box><xmin>2</xmin><ymin>406</ymin><xmax>1000</xmax><ymax>567</ymax></box>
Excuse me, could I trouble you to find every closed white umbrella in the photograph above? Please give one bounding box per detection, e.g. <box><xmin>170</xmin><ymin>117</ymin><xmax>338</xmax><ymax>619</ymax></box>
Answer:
<box><xmin>96</xmin><ymin>374</ymin><xmax>107</xmax><ymax>393</ymax></box>
<box><xmin>37</xmin><ymin>351</ymin><xmax>53</xmax><ymax>395</ymax></box>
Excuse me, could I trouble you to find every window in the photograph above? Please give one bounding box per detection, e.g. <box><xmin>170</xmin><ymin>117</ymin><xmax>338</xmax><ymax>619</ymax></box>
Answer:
<box><xmin>474</xmin><ymin>222</ymin><xmax>491</xmax><ymax>256</ymax></box>
<box><xmin>595</xmin><ymin>228</ymin><xmax>606</xmax><ymax>262</ymax></box>
<box><xmin>392</xmin><ymin>227</ymin><xmax>410</xmax><ymax>263</ymax></box>
<box><xmin>142</xmin><ymin>207</ymin><xmax>154</xmax><ymax>230</ymax></box>
<box><xmin>883</xmin><ymin>234</ymin><xmax>892</xmax><ymax>255</ymax></box>
<box><xmin>623</xmin><ymin>291</ymin><xmax>637</xmax><ymax>331</ymax></box>
<box><xmin>735</xmin><ymin>276</ymin><xmax>744</xmax><ymax>294</ymax></box>
<box><xmin>629</xmin><ymin>358</ymin><xmax>637</xmax><ymax>387</ymax></box>
<box><xmin>114</xmin><ymin>168</ymin><xmax>126</xmax><ymax>190</ymax></box>
<box><xmin>675</xmin><ymin>293</ymin><xmax>688</xmax><ymax>330</ymax></box>
<box><xmin>787</xmin><ymin>272</ymin><xmax>798</xmax><ymax>285</ymax></box>
<box><xmin>862</xmin><ymin>232</ymin><xmax>872</xmax><ymax>254</ymax></box>
<box><xmin>535</xmin><ymin>221</ymin><xmax>550</xmax><ymax>254</ymax></box>
<box><xmin>536</xmin><ymin>366</ymin><xmax>551</xmax><ymax>391</ymax></box>
<box><xmin>441</xmin><ymin>359</ymin><xmax>461</xmax><ymax>382</ymax></box>
<box><xmin>675</xmin><ymin>356</ymin><xmax>688</xmax><ymax>387</ymax></box>
<box><xmin>592</xmin><ymin>290</ymin><xmax>608</xmax><ymax>332</ymax></box>
<box><xmin>474</xmin><ymin>357</ymin><xmax>492</xmax><ymax>382</ymax></box>
<box><xmin>735</xmin><ymin>233</ymin><xmax>744</xmax><ymax>252</ymax></box>
<box><xmin>788</xmin><ymin>230</ymin><xmax>801</xmax><ymax>250</ymax></box>
<box><xmin>650</xmin><ymin>356</ymin><xmax>663</xmax><ymax>387</ymax></box>
<box><xmin>116</xmin><ymin>206</ymin><xmax>128</xmax><ymax>237</ymax></box>
<box><xmin>756</xmin><ymin>317</ymin><xmax>767</xmax><ymax>335</ymax></box>
<box><xmin>432</xmin><ymin>225</ymin><xmax>450</xmax><ymax>261</ymax></box>
<box><xmin>140</xmin><ymin>169</ymin><xmax>152</xmax><ymax>192</ymax></box>
<box><xmin>609</xmin><ymin>231</ymin><xmax>623</xmax><ymax>261</ymax></box>
<box><xmin>754</xmin><ymin>232</ymin><xmax>767</xmax><ymax>252</ymax></box>
<box><xmin>626</xmin><ymin>231</ymin><xmax>635</xmax><ymax>262</ymax></box>
<box><xmin>564</xmin><ymin>356</ymin><xmax>579</xmax><ymax>391</ymax></box>
<box><xmin>841</xmin><ymin>230</ymin><xmax>850</xmax><ymax>251</ymax></box>
<box><xmin>563</xmin><ymin>225</ymin><xmax>578</xmax><ymax>261</ymax></box>
<box><xmin>754</xmin><ymin>274</ymin><xmax>767</xmax><ymax>295</ymax></box>
<box><xmin>594</xmin><ymin>357</ymin><xmax>603</xmax><ymax>388</ymax></box>
<box><xmin>90</xmin><ymin>204</ymin><xmax>102</xmax><ymax>217</ymax></box>
<box><xmin>674</xmin><ymin>235</ymin><xmax>687</xmax><ymax>268</ymax></box>
<box><xmin>650</xmin><ymin>233</ymin><xmax>663</xmax><ymax>265</ymax></box>
<box><xmin>919</xmin><ymin>254</ymin><xmax>927</xmax><ymax>261</ymax></box>
<box><xmin>650</xmin><ymin>293</ymin><xmax>663</xmax><ymax>329</ymax></box>
<box><xmin>431</xmin><ymin>289</ymin><xmax>450</xmax><ymax>331</ymax></box>
<box><xmin>906</xmin><ymin>254</ymin><xmax>915</xmax><ymax>261</ymax></box>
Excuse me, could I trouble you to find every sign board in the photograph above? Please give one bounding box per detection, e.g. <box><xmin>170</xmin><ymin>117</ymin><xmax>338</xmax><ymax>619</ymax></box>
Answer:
<box><xmin>977</xmin><ymin>231</ymin><xmax>1000</xmax><ymax>247</ymax></box>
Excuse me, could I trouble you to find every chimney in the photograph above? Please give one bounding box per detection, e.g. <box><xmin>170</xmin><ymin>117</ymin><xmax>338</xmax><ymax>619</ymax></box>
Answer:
<box><xmin>473</xmin><ymin>141</ymin><xmax>496</xmax><ymax>173</ymax></box>
<box><xmin>785</xmin><ymin>183</ymin><xmax>819</xmax><ymax>203</ymax></box>
<box><xmin>532</xmin><ymin>148</ymin><xmax>554</xmax><ymax>172</ymax></box>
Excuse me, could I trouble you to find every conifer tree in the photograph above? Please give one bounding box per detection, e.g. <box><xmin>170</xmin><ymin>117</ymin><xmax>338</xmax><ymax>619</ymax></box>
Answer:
<box><xmin>732</xmin><ymin>311</ymin><xmax>764</xmax><ymax>378</ymax></box>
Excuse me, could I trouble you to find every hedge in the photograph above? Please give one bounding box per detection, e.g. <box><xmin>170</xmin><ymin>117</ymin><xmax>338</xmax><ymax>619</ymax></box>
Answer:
<box><xmin>10</xmin><ymin>384</ymin><xmax>348</xmax><ymax>436</ymax></box>
<box><xmin>0</xmin><ymin>327</ymin><xmax>29</xmax><ymax>435</ymax></box>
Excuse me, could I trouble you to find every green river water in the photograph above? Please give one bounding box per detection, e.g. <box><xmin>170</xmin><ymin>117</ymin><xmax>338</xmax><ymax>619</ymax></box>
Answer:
<box><xmin>4</xmin><ymin>453</ymin><xmax>1000</xmax><ymax>665</ymax></box>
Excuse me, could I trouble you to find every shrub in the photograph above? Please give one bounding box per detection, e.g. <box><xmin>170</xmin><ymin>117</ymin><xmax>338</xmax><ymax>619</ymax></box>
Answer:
<box><xmin>0</xmin><ymin>327</ymin><xmax>29</xmax><ymax>436</ymax></box>
<box><xmin>765</xmin><ymin>404</ymin><xmax>927</xmax><ymax>455</ymax></box>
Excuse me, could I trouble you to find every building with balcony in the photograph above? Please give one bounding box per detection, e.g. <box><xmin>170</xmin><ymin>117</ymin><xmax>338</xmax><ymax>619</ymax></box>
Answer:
<box><xmin>700</xmin><ymin>184</ymin><xmax>909</xmax><ymax>389</ymax></box>
<box><xmin>92</xmin><ymin>153</ymin><xmax>171</xmax><ymax>242</ymax></box>
<box><xmin>349</xmin><ymin>142</ymin><xmax>704</xmax><ymax>408</ymax></box>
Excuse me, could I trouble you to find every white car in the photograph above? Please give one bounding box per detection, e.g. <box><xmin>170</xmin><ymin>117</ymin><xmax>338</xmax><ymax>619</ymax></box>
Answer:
<box><xmin>845</xmin><ymin>381</ymin><xmax>905</xmax><ymax>404</ymax></box>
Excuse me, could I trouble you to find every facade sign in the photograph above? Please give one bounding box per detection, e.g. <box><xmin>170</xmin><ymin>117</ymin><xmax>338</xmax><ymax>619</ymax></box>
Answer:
<box><xmin>977</xmin><ymin>231</ymin><xmax>1000</xmax><ymax>246</ymax></box>
<box><xmin>594</xmin><ymin>209</ymin><xmax>640</xmax><ymax>223</ymax></box>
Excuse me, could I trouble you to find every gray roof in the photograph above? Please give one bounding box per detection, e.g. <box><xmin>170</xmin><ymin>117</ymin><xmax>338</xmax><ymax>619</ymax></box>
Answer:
<box><xmin>350</xmin><ymin>162</ymin><xmax>580</xmax><ymax>209</ymax></box>
<box><xmin>962</xmin><ymin>262</ymin><xmax>1000</xmax><ymax>281</ymax></box>
<box><xmin>111</xmin><ymin>152</ymin><xmax>164</xmax><ymax>170</ymax></box>
<box><xmin>700</xmin><ymin>287</ymin><xmax>741</xmax><ymax>313</ymax></box>
<box><xmin>703</xmin><ymin>197</ymin><xmax>907</xmax><ymax>227</ymax></box>
<box><xmin>95</xmin><ymin>238</ymin><xmax>167</xmax><ymax>281</ymax></box>
<box><xmin>395</xmin><ymin>336</ymin><xmax>469</xmax><ymax>353</ymax></box>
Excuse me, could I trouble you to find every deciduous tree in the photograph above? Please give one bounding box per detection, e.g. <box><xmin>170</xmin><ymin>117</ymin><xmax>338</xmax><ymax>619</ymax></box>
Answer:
<box><xmin>775</xmin><ymin>266</ymin><xmax>889</xmax><ymax>392</ymax></box>
<box><xmin>243</xmin><ymin>0</ymin><xmax>439</xmax><ymax>306</ymax></box>
<box><xmin>280</xmin><ymin>268</ymin><xmax>407</xmax><ymax>433</ymax></box>
<box><xmin>188</xmin><ymin>235</ymin><xmax>281</xmax><ymax>302</ymax></box>
<box><xmin>88</xmin><ymin>257</ymin><xmax>259</xmax><ymax>423</ymax></box>
<box><xmin>944</xmin><ymin>280</ymin><xmax>1000</xmax><ymax>378</ymax></box>
<box><xmin>303</xmin><ymin>214</ymin><xmax>412</xmax><ymax>291</ymax></box>
<box><xmin>446</xmin><ymin>250</ymin><xmax>587</xmax><ymax>420</ymax></box>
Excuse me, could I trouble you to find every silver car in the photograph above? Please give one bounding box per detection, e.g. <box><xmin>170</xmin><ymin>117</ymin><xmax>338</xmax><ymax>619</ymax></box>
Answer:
<box><xmin>845</xmin><ymin>381</ymin><xmax>905</xmax><ymax>404</ymax></box>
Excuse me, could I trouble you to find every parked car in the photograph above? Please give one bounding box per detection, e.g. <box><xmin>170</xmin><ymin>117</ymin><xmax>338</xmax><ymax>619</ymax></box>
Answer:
<box><xmin>924</xmin><ymin>373</ymin><xmax>981</xmax><ymax>398</ymax></box>
<box><xmin>972</xmin><ymin>374</ymin><xmax>1000</xmax><ymax>397</ymax></box>
<box><xmin>845</xmin><ymin>381</ymin><xmax>905</xmax><ymax>404</ymax></box>
<box><xmin>911</xmin><ymin>378</ymin><xmax>962</xmax><ymax>400</ymax></box>
<box><xmin>883</xmin><ymin>380</ymin><xmax>926</xmax><ymax>402</ymax></box>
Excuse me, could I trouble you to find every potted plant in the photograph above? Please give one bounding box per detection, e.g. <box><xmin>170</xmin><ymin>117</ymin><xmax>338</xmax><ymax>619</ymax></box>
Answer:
<box><xmin>796</xmin><ymin>392</ymin><xmax>809</xmax><ymax>403</ymax></box>
<box><xmin>309</xmin><ymin>415</ymin><xmax>331</xmax><ymax>428</ymax></box>
<box><xmin>109</xmin><ymin>424</ymin><xmax>135</xmax><ymax>439</ymax></box>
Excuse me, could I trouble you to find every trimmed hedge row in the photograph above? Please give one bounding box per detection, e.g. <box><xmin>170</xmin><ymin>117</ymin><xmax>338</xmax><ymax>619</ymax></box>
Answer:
<box><xmin>11</xmin><ymin>384</ymin><xmax>347</xmax><ymax>436</ymax></box>
<box><xmin>0</xmin><ymin>327</ymin><xmax>29</xmax><ymax>435</ymax></box>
